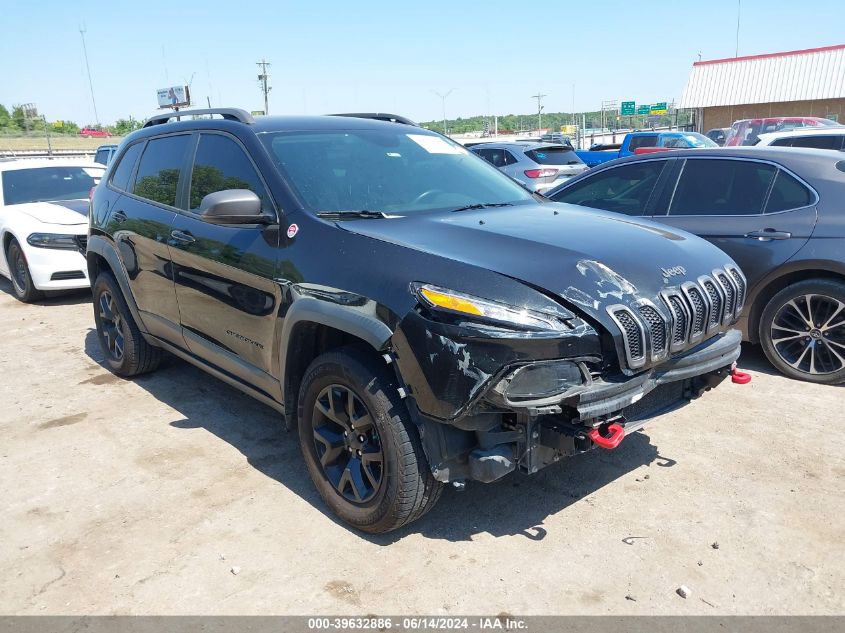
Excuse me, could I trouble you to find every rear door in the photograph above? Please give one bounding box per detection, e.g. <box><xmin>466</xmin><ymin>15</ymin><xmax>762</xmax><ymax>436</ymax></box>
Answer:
<box><xmin>654</xmin><ymin>157</ymin><xmax>818</xmax><ymax>288</ymax></box>
<box><xmin>168</xmin><ymin>131</ymin><xmax>282</xmax><ymax>395</ymax></box>
<box><xmin>108</xmin><ymin>134</ymin><xmax>192</xmax><ymax>344</ymax></box>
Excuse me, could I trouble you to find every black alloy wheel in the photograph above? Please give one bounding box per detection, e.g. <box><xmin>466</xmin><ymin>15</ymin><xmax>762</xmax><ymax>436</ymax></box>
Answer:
<box><xmin>91</xmin><ymin>272</ymin><xmax>162</xmax><ymax>377</ymax></box>
<box><xmin>297</xmin><ymin>349</ymin><xmax>443</xmax><ymax>533</ymax></box>
<box><xmin>311</xmin><ymin>384</ymin><xmax>384</xmax><ymax>504</ymax></box>
<box><xmin>6</xmin><ymin>239</ymin><xmax>43</xmax><ymax>302</ymax></box>
<box><xmin>97</xmin><ymin>290</ymin><xmax>125</xmax><ymax>362</ymax></box>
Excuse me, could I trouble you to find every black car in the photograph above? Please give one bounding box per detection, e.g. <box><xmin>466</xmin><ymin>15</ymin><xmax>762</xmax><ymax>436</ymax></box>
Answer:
<box><xmin>88</xmin><ymin>108</ymin><xmax>748</xmax><ymax>532</ymax></box>
<box><xmin>545</xmin><ymin>147</ymin><xmax>845</xmax><ymax>385</ymax></box>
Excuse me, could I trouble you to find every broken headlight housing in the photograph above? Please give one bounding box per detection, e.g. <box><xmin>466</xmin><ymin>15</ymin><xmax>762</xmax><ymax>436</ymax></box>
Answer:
<box><xmin>414</xmin><ymin>283</ymin><xmax>570</xmax><ymax>332</ymax></box>
<box><xmin>493</xmin><ymin>360</ymin><xmax>586</xmax><ymax>403</ymax></box>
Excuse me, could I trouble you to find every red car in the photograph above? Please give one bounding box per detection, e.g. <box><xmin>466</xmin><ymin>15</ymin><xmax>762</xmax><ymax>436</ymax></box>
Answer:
<box><xmin>79</xmin><ymin>127</ymin><xmax>110</xmax><ymax>138</ymax></box>
<box><xmin>724</xmin><ymin>116</ymin><xmax>838</xmax><ymax>146</ymax></box>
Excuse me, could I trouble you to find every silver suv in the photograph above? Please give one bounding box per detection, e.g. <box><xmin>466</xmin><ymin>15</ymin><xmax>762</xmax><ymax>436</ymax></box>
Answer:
<box><xmin>470</xmin><ymin>142</ymin><xmax>588</xmax><ymax>193</ymax></box>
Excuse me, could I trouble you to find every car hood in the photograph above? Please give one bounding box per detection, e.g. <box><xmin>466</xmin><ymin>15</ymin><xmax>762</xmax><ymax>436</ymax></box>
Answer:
<box><xmin>337</xmin><ymin>202</ymin><xmax>737</xmax><ymax>325</ymax></box>
<box><xmin>12</xmin><ymin>199</ymin><xmax>89</xmax><ymax>226</ymax></box>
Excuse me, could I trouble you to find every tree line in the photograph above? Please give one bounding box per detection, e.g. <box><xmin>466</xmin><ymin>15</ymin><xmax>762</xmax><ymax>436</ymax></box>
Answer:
<box><xmin>421</xmin><ymin>109</ymin><xmax>694</xmax><ymax>135</ymax></box>
<box><xmin>0</xmin><ymin>104</ymin><xmax>142</xmax><ymax>136</ymax></box>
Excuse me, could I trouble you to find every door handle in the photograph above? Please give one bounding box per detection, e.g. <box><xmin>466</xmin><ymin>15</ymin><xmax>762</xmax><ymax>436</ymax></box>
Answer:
<box><xmin>112</xmin><ymin>210</ymin><xmax>127</xmax><ymax>223</ymax></box>
<box><xmin>170</xmin><ymin>229</ymin><xmax>196</xmax><ymax>244</ymax></box>
<box><xmin>745</xmin><ymin>229</ymin><xmax>792</xmax><ymax>241</ymax></box>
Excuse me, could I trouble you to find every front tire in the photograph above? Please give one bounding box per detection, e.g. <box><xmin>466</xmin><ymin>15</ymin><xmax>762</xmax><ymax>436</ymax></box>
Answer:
<box><xmin>92</xmin><ymin>272</ymin><xmax>162</xmax><ymax>376</ymax></box>
<box><xmin>298</xmin><ymin>349</ymin><xmax>442</xmax><ymax>533</ymax></box>
<box><xmin>6</xmin><ymin>238</ymin><xmax>43</xmax><ymax>303</ymax></box>
<box><xmin>759</xmin><ymin>279</ymin><xmax>845</xmax><ymax>384</ymax></box>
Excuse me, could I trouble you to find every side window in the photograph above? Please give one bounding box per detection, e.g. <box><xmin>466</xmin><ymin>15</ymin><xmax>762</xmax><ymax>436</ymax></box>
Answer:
<box><xmin>669</xmin><ymin>159</ymin><xmax>776</xmax><ymax>216</ymax></box>
<box><xmin>765</xmin><ymin>170</ymin><xmax>813</xmax><ymax>213</ymax></box>
<box><xmin>628</xmin><ymin>135</ymin><xmax>658</xmax><ymax>151</ymax></box>
<box><xmin>789</xmin><ymin>135</ymin><xmax>843</xmax><ymax>150</ymax></box>
<box><xmin>473</xmin><ymin>148</ymin><xmax>494</xmax><ymax>164</ymax></box>
<box><xmin>132</xmin><ymin>135</ymin><xmax>191</xmax><ymax>207</ymax></box>
<box><xmin>189</xmin><ymin>133</ymin><xmax>271</xmax><ymax>212</ymax></box>
<box><xmin>770</xmin><ymin>138</ymin><xmax>794</xmax><ymax>147</ymax></box>
<box><xmin>549</xmin><ymin>160</ymin><xmax>667</xmax><ymax>216</ymax></box>
<box><xmin>94</xmin><ymin>149</ymin><xmax>110</xmax><ymax>165</ymax></box>
<box><xmin>503</xmin><ymin>151</ymin><xmax>519</xmax><ymax>166</ymax></box>
<box><xmin>109</xmin><ymin>142</ymin><xmax>144</xmax><ymax>192</ymax></box>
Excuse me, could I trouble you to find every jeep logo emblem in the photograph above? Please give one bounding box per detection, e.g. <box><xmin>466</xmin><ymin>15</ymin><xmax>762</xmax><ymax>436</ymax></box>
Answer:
<box><xmin>661</xmin><ymin>265</ymin><xmax>687</xmax><ymax>278</ymax></box>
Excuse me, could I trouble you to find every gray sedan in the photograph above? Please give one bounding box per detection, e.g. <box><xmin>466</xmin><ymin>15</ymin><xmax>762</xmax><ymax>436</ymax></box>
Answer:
<box><xmin>469</xmin><ymin>142</ymin><xmax>588</xmax><ymax>193</ymax></box>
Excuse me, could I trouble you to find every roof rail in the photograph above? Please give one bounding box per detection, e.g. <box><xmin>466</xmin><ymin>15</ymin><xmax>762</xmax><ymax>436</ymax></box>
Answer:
<box><xmin>142</xmin><ymin>108</ymin><xmax>255</xmax><ymax>128</ymax></box>
<box><xmin>329</xmin><ymin>113</ymin><xmax>418</xmax><ymax>126</ymax></box>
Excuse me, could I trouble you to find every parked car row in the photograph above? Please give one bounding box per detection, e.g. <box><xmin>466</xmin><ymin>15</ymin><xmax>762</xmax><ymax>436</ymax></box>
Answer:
<box><xmin>1</xmin><ymin>108</ymin><xmax>841</xmax><ymax>535</ymax></box>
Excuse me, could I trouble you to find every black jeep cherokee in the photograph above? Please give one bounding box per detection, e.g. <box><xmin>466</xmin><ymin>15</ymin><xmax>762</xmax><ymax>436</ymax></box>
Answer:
<box><xmin>88</xmin><ymin>108</ymin><xmax>748</xmax><ymax>533</ymax></box>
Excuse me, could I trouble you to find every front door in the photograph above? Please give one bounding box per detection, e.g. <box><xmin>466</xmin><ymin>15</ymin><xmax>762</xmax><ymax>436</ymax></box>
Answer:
<box><xmin>168</xmin><ymin>132</ymin><xmax>282</xmax><ymax>397</ymax></box>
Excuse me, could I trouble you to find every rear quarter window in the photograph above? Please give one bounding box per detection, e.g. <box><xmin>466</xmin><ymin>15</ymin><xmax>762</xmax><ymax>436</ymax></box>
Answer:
<box><xmin>109</xmin><ymin>142</ymin><xmax>144</xmax><ymax>192</ymax></box>
<box><xmin>765</xmin><ymin>170</ymin><xmax>814</xmax><ymax>212</ymax></box>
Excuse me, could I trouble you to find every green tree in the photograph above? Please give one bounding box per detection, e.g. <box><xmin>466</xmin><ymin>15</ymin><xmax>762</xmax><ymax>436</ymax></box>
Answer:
<box><xmin>0</xmin><ymin>104</ymin><xmax>11</xmax><ymax>129</ymax></box>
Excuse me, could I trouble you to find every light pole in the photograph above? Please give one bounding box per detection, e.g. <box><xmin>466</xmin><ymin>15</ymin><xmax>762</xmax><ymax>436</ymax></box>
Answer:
<box><xmin>433</xmin><ymin>89</ymin><xmax>454</xmax><ymax>136</ymax></box>
<box><xmin>79</xmin><ymin>25</ymin><xmax>100</xmax><ymax>126</ymax></box>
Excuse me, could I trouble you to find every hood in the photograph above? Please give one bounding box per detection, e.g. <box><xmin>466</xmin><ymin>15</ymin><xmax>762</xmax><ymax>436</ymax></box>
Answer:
<box><xmin>336</xmin><ymin>203</ymin><xmax>737</xmax><ymax>326</ymax></box>
<box><xmin>13</xmin><ymin>199</ymin><xmax>89</xmax><ymax>226</ymax></box>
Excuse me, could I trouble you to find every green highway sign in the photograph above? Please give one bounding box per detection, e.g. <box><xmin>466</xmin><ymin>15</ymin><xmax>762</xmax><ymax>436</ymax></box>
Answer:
<box><xmin>650</xmin><ymin>102</ymin><xmax>668</xmax><ymax>115</ymax></box>
<box><xmin>637</xmin><ymin>104</ymin><xmax>651</xmax><ymax>115</ymax></box>
<box><xmin>621</xmin><ymin>101</ymin><xmax>636</xmax><ymax>116</ymax></box>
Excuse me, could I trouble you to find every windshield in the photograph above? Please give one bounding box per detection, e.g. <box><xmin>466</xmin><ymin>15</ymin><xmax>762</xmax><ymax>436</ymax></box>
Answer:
<box><xmin>525</xmin><ymin>147</ymin><xmax>584</xmax><ymax>165</ymax></box>
<box><xmin>260</xmin><ymin>129</ymin><xmax>534</xmax><ymax>214</ymax></box>
<box><xmin>1</xmin><ymin>166</ymin><xmax>104</xmax><ymax>205</ymax></box>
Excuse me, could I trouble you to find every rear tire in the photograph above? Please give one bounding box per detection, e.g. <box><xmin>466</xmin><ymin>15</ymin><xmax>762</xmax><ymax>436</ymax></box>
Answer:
<box><xmin>6</xmin><ymin>238</ymin><xmax>43</xmax><ymax>303</ymax></box>
<box><xmin>92</xmin><ymin>271</ymin><xmax>161</xmax><ymax>376</ymax></box>
<box><xmin>759</xmin><ymin>279</ymin><xmax>845</xmax><ymax>385</ymax></box>
<box><xmin>297</xmin><ymin>349</ymin><xmax>442</xmax><ymax>533</ymax></box>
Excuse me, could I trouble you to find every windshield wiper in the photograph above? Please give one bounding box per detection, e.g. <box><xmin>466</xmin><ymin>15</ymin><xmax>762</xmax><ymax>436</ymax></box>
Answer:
<box><xmin>316</xmin><ymin>210</ymin><xmax>390</xmax><ymax>220</ymax></box>
<box><xmin>451</xmin><ymin>202</ymin><xmax>514</xmax><ymax>213</ymax></box>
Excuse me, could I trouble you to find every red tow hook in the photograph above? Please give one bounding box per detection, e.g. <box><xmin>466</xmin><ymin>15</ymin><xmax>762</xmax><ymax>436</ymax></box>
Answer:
<box><xmin>588</xmin><ymin>423</ymin><xmax>625</xmax><ymax>450</ymax></box>
<box><xmin>730</xmin><ymin>363</ymin><xmax>752</xmax><ymax>385</ymax></box>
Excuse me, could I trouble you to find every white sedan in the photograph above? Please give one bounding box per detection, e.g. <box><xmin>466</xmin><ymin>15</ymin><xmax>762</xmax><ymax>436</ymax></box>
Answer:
<box><xmin>0</xmin><ymin>159</ymin><xmax>105</xmax><ymax>302</ymax></box>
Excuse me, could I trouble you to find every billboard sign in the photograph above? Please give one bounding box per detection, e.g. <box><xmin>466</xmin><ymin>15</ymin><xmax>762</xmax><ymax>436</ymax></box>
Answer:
<box><xmin>157</xmin><ymin>85</ymin><xmax>191</xmax><ymax>109</ymax></box>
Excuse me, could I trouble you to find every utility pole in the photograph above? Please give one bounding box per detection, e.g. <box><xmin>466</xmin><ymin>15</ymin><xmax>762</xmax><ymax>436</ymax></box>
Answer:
<box><xmin>257</xmin><ymin>59</ymin><xmax>271</xmax><ymax>114</ymax></box>
<box><xmin>433</xmin><ymin>89</ymin><xmax>454</xmax><ymax>136</ymax></box>
<box><xmin>79</xmin><ymin>25</ymin><xmax>100</xmax><ymax>125</ymax></box>
<box><xmin>531</xmin><ymin>92</ymin><xmax>546</xmax><ymax>132</ymax></box>
<box><xmin>735</xmin><ymin>0</ymin><xmax>742</xmax><ymax>57</ymax></box>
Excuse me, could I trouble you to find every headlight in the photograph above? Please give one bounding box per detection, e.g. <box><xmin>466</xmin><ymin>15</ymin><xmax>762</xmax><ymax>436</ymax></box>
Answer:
<box><xmin>26</xmin><ymin>233</ymin><xmax>79</xmax><ymax>250</ymax></box>
<box><xmin>415</xmin><ymin>283</ymin><xmax>569</xmax><ymax>332</ymax></box>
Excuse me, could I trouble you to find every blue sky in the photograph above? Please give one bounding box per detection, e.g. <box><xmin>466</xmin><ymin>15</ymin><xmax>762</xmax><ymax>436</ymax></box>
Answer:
<box><xmin>1</xmin><ymin>0</ymin><xmax>843</xmax><ymax>125</ymax></box>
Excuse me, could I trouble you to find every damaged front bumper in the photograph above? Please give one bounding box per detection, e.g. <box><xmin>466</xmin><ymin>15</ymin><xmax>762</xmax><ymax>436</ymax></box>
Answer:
<box><xmin>392</xmin><ymin>310</ymin><xmax>744</xmax><ymax>483</ymax></box>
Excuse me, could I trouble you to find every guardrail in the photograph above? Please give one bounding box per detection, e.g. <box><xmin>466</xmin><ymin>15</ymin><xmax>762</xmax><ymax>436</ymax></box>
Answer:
<box><xmin>0</xmin><ymin>149</ymin><xmax>96</xmax><ymax>160</ymax></box>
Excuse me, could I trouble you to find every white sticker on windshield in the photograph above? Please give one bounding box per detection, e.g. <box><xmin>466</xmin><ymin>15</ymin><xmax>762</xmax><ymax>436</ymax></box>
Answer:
<box><xmin>407</xmin><ymin>134</ymin><xmax>465</xmax><ymax>155</ymax></box>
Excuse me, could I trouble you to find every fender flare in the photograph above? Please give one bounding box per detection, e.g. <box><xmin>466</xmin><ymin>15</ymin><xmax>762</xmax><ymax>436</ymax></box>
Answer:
<box><xmin>278</xmin><ymin>295</ymin><xmax>394</xmax><ymax>400</ymax></box>
<box><xmin>86</xmin><ymin>234</ymin><xmax>149</xmax><ymax>334</ymax></box>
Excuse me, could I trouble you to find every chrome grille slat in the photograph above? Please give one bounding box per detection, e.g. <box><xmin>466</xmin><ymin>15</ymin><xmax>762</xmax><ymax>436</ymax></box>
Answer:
<box><xmin>609</xmin><ymin>266</ymin><xmax>746</xmax><ymax>371</ymax></box>
<box><xmin>638</xmin><ymin>304</ymin><xmax>668</xmax><ymax>360</ymax></box>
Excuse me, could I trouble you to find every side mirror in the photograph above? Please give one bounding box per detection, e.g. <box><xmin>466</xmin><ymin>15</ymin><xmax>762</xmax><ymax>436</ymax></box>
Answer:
<box><xmin>199</xmin><ymin>189</ymin><xmax>270</xmax><ymax>224</ymax></box>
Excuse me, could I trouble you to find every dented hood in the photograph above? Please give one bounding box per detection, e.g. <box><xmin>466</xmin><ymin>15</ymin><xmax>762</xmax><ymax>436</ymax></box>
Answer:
<box><xmin>12</xmin><ymin>199</ymin><xmax>89</xmax><ymax>226</ymax></box>
<box><xmin>338</xmin><ymin>202</ymin><xmax>737</xmax><ymax>325</ymax></box>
